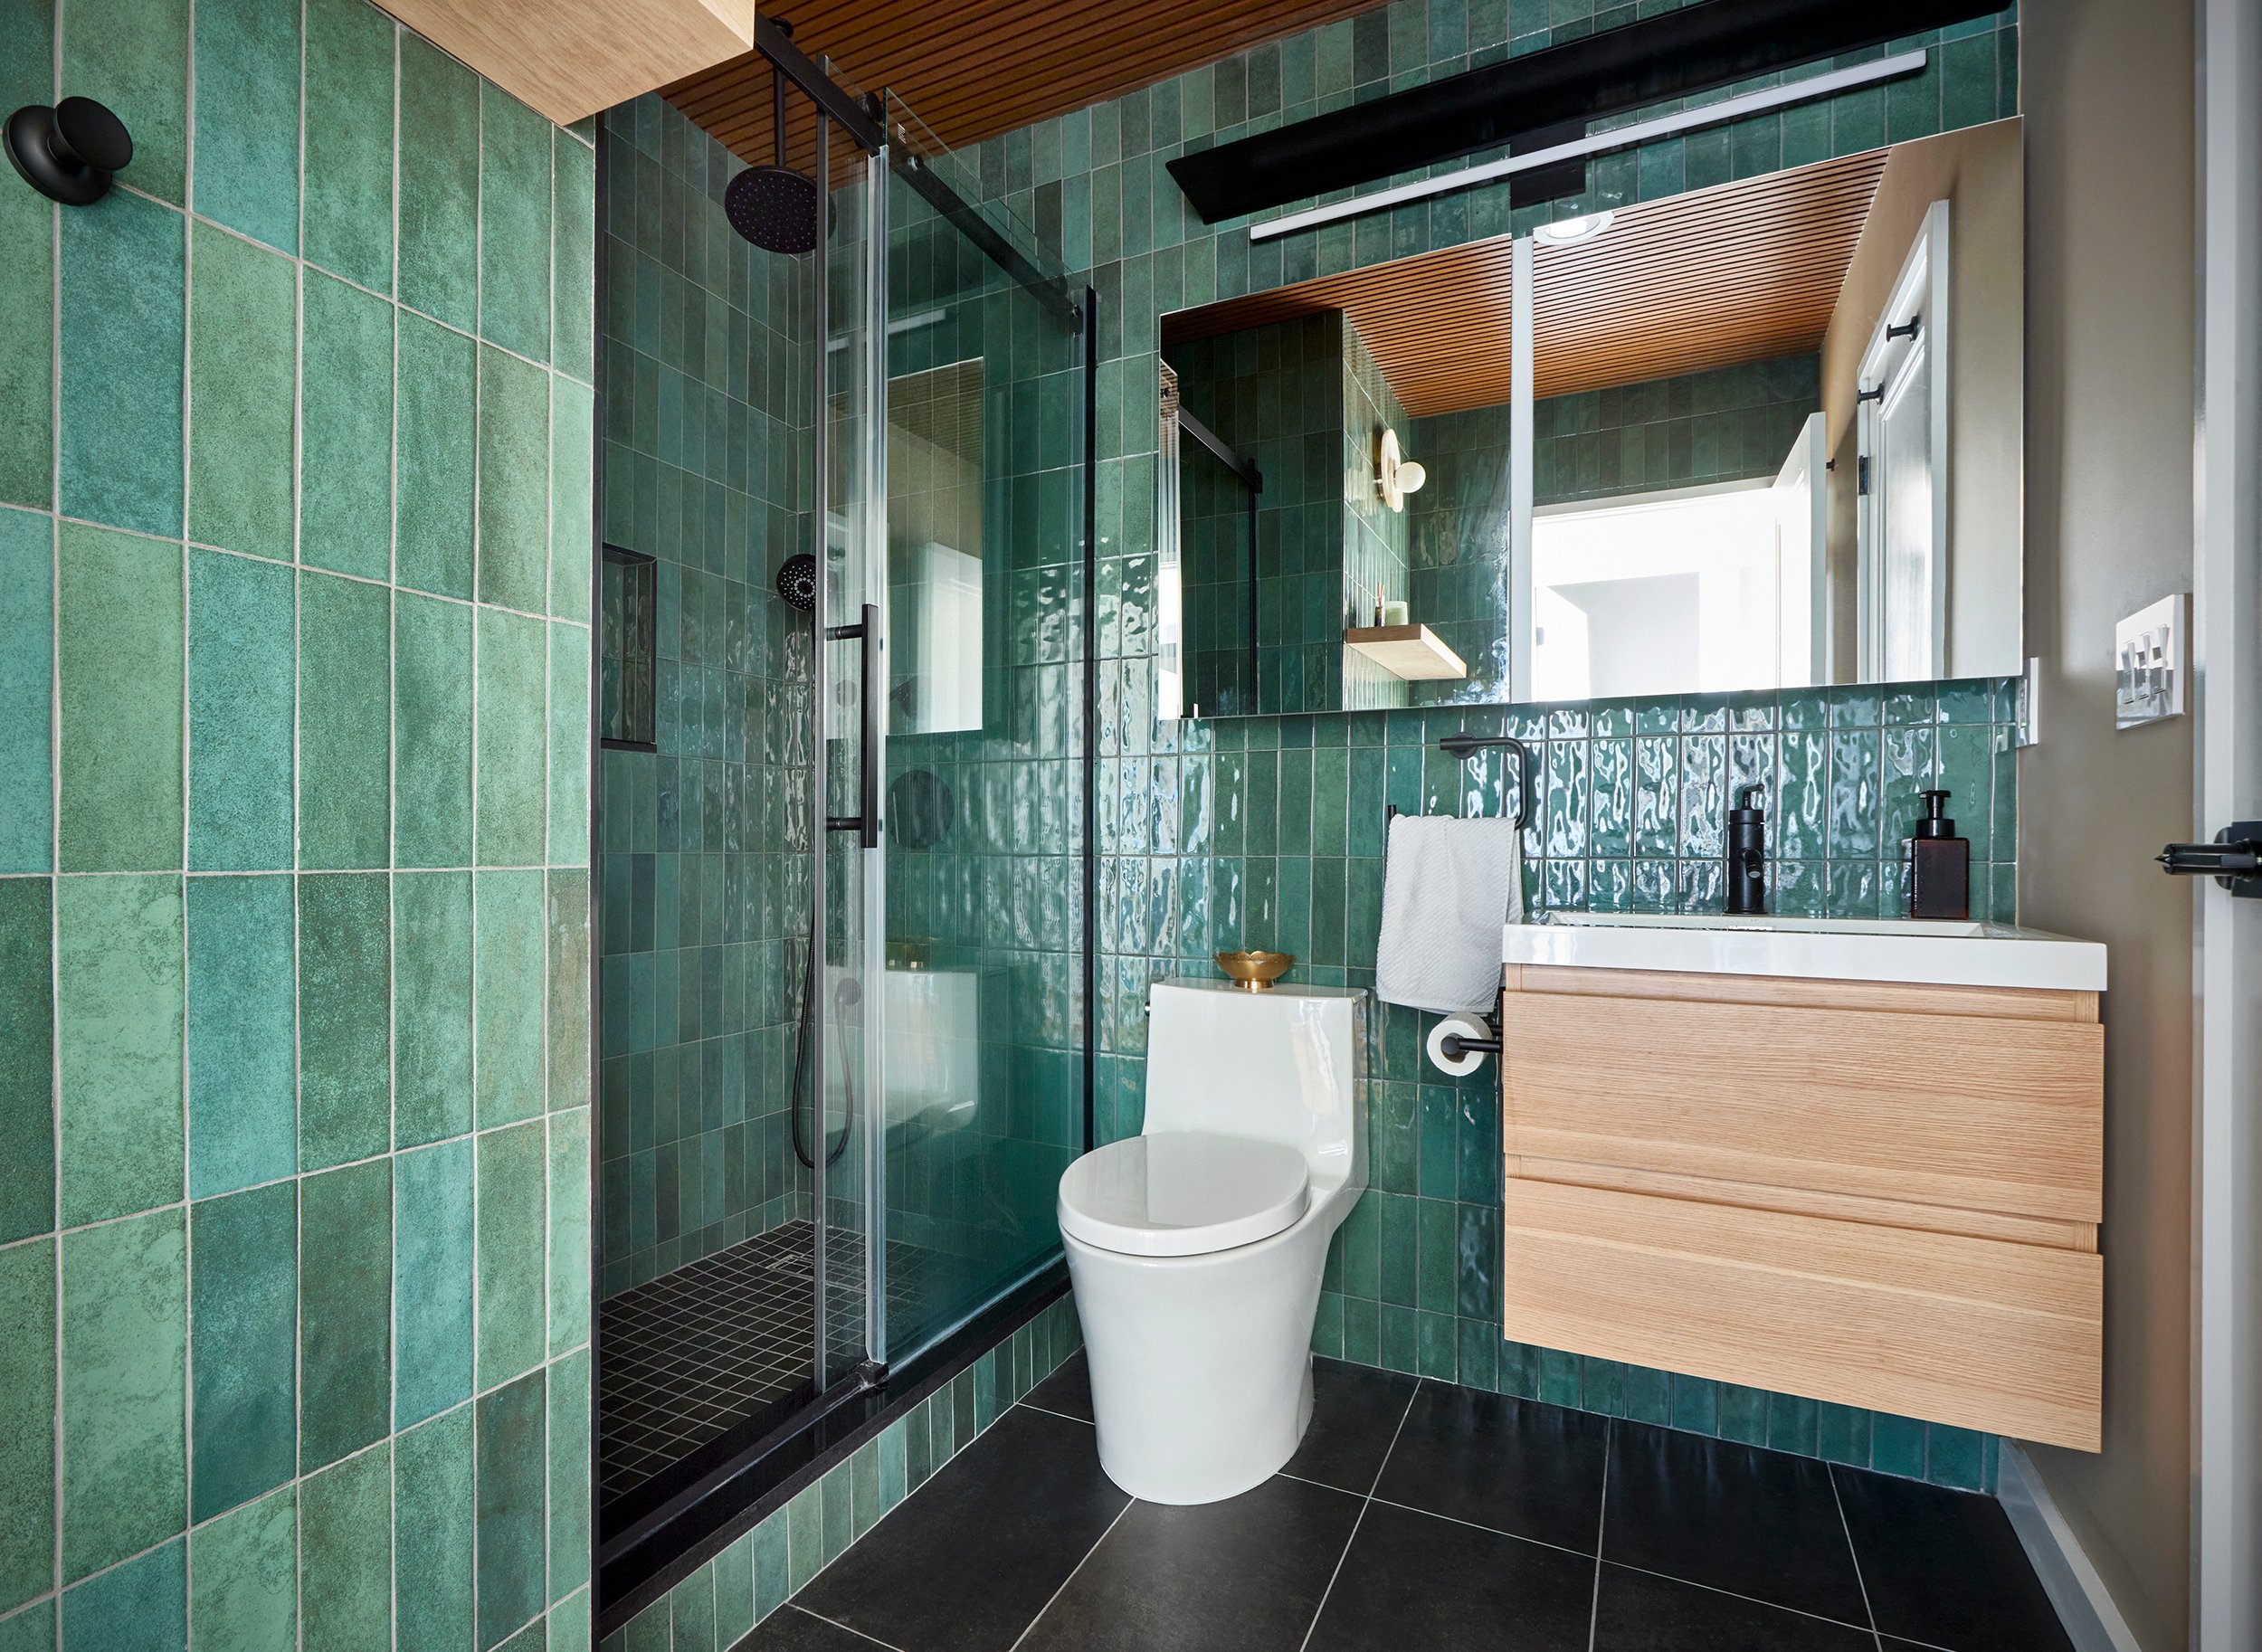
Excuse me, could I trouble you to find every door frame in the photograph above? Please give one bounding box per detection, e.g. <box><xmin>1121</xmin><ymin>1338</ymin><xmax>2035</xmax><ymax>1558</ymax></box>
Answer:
<box><xmin>2193</xmin><ymin>1</ymin><xmax>2262</xmax><ymax>1647</ymax></box>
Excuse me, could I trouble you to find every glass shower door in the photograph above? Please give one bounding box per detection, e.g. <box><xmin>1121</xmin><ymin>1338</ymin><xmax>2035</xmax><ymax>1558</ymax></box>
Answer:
<box><xmin>871</xmin><ymin>105</ymin><xmax>1090</xmax><ymax>1366</ymax></box>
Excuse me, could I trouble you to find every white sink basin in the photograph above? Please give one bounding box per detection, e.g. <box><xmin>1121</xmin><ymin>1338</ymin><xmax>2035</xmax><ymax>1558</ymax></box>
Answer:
<box><xmin>1544</xmin><ymin>911</ymin><xmax>1990</xmax><ymax>939</ymax></box>
<box><xmin>1507</xmin><ymin>909</ymin><xmax>2106</xmax><ymax>992</ymax></box>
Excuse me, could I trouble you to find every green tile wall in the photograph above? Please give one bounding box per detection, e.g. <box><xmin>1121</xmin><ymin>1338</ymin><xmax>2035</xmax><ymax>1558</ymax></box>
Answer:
<box><xmin>599</xmin><ymin>1293</ymin><xmax>1083</xmax><ymax>1650</ymax></box>
<box><xmin>975</xmin><ymin>0</ymin><xmax>2020</xmax><ymax>1493</ymax></box>
<box><xmin>594</xmin><ymin>94</ymin><xmax>815</xmax><ymax>1298</ymax></box>
<box><xmin>0</xmin><ymin>2</ymin><xmax>596</xmax><ymax>1646</ymax></box>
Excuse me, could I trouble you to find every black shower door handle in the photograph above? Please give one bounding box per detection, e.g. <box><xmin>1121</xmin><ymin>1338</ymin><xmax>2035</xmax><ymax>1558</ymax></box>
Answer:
<box><xmin>824</xmin><ymin>603</ymin><xmax>880</xmax><ymax>849</ymax></box>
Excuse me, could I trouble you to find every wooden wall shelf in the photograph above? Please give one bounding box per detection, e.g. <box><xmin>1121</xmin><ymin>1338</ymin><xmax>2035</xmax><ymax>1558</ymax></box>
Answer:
<box><xmin>1345</xmin><ymin>623</ymin><xmax>1468</xmax><ymax>681</ymax></box>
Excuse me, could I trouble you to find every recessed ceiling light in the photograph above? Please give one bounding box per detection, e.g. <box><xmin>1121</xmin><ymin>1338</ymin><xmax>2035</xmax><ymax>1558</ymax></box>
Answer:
<box><xmin>1534</xmin><ymin>209</ymin><xmax>1613</xmax><ymax>247</ymax></box>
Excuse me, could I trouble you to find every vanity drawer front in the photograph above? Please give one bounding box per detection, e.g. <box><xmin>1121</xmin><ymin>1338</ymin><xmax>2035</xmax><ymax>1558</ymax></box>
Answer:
<box><xmin>1501</xmin><ymin>1177</ymin><xmax>2103</xmax><ymax>1449</ymax></box>
<box><xmin>1498</xmin><ymin>974</ymin><xmax>2103</xmax><ymax>1223</ymax></box>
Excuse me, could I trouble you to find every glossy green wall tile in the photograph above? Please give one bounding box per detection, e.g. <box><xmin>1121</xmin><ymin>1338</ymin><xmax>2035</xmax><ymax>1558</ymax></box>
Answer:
<box><xmin>477</xmin><ymin>1118</ymin><xmax>547</xmax><ymax>1387</ymax></box>
<box><xmin>481</xmin><ymin>85</ymin><xmax>556</xmax><ymax>363</ymax></box>
<box><xmin>477</xmin><ymin>1370</ymin><xmax>549</xmax><ymax>1648</ymax></box>
<box><xmin>480</xmin><ymin>344</ymin><xmax>553</xmax><ymax>612</ymax></box>
<box><xmin>0</xmin><ymin>2</ymin><xmax>596</xmax><ymax>1636</ymax></box>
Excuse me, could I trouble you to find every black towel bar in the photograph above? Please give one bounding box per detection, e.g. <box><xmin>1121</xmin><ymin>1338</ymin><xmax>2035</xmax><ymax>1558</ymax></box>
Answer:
<box><xmin>1383</xmin><ymin>733</ymin><xmax>1537</xmax><ymax>833</ymax></box>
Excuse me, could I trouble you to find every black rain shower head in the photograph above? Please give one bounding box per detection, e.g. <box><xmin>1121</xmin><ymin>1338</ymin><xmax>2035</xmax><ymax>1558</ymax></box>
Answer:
<box><xmin>726</xmin><ymin>63</ymin><xmax>821</xmax><ymax>255</ymax></box>
<box><xmin>775</xmin><ymin>552</ymin><xmax>817</xmax><ymax>612</ymax></box>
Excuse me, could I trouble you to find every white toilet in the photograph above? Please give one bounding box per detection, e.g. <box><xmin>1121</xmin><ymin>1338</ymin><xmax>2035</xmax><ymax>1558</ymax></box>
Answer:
<box><xmin>1058</xmin><ymin>979</ymin><xmax>1367</xmax><ymax>1505</ymax></box>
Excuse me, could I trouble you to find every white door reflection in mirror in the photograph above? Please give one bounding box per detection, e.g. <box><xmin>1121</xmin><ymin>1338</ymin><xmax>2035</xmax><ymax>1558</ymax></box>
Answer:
<box><xmin>1858</xmin><ymin>200</ymin><xmax>1952</xmax><ymax>681</ymax></box>
<box><xmin>1773</xmin><ymin>410</ymin><xmax>1830</xmax><ymax>688</ymax></box>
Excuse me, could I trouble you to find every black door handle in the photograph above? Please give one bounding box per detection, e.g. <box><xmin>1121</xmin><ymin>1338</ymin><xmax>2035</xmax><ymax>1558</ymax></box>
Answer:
<box><xmin>823</xmin><ymin>603</ymin><xmax>880</xmax><ymax>850</ymax></box>
<box><xmin>2157</xmin><ymin>822</ymin><xmax>2262</xmax><ymax>896</ymax></box>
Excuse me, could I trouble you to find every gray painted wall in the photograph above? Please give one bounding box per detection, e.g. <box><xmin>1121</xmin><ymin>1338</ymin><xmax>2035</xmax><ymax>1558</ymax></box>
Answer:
<box><xmin>2020</xmin><ymin>1</ymin><xmax>2197</xmax><ymax>1646</ymax></box>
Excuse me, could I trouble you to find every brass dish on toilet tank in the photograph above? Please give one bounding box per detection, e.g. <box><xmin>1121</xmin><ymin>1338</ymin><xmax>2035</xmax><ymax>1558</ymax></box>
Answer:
<box><xmin>1215</xmin><ymin>950</ymin><xmax>1295</xmax><ymax>991</ymax></box>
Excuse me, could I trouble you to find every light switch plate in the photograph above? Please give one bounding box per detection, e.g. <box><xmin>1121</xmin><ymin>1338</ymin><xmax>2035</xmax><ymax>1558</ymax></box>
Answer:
<box><xmin>2115</xmin><ymin>593</ymin><xmax>2186</xmax><ymax>728</ymax></box>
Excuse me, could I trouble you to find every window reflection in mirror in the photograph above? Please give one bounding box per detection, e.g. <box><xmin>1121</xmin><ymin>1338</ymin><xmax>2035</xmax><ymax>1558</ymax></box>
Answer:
<box><xmin>1155</xmin><ymin>117</ymin><xmax>2023</xmax><ymax>718</ymax></box>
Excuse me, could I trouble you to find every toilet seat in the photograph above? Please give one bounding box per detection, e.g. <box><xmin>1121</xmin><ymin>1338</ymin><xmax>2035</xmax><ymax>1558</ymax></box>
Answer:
<box><xmin>1058</xmin><ymin>1131</ymin><xmax>1310</xmax><ymax>1258</ymax></box>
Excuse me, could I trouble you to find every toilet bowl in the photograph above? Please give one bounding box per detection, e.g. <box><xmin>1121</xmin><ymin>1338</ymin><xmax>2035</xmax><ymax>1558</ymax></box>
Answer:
<box><xmin>1059</xmin><ymin>980</ymin><xmax>1366</xmax><ymax>1505</ymax></box>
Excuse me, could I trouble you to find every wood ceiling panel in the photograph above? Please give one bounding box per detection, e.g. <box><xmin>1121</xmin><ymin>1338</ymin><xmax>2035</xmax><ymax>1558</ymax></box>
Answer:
<box><xmin>665</xmin><ymin>0</ymin><xmax>1379</xmax><ymax>166</ymax></box>
<box><xmin>1159</xmin><ymin>148</ymin><xmax>1889</xmax><ymax>416</ymax></box>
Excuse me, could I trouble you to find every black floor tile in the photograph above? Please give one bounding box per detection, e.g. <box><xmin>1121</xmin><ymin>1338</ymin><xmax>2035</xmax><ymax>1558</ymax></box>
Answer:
<box><xmin>1372</xmin><ymin>1384</ymin><xmax>1609</xmax><ymax>1551</ymax></box>
<box><xmin>1834</xmin><ymin>1467</ymin><xmax>2075</xmax><ymax>1652</ymax></box>
<box><xmin>1020</xmin><ymin>1350</ymin><xmax>1092</xmax><ymax>1422</ymax></box>
<box><xmin>1592</xmin><ymin>1562</ymin><xmax>1877</xmax><ymax>1650</ymax></box>
<box><xmin>1019</xmin><ymin>1474</ymin><xmax>1364</xmax><ymax>1652</ymax></box>
<box><xmin>731</xmin><ymin>1604</ymin><xmax>892</xmax><ymax>1650</ymax></box>
<box><xmin>793</xmin><ymin>1405</ymin><xmax>1129</xmax><ymax>1652</ymax></box>
<box><xmin>1305</xmin><ymin>1501</ymin><xmax>1595</xmax><ymax>1652</ymax></box>
<box><xmin>1279</xmin><ymin>1359</ymin><xmax>1419</xmax><ymax>1495</ymax></box>
<box><xmin>1601</xmin><ymin>1422</ymin><xmax>1869</xmax><ymax>1627</ymax></box>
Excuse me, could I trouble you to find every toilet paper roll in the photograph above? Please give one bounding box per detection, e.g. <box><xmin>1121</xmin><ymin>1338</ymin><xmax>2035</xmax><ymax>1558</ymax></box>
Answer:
<box><xmin>1427</xmin><ymin>1013</ymin><xmax>1491</xmax><ymax>1077</ymax></box>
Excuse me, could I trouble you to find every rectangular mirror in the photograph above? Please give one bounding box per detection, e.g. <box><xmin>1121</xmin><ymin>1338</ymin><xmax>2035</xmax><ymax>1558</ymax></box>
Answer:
<box><xmin>1156</xmin><ymin>117</ymin><xmax>2023</xmax><ymax>718</ymax></box>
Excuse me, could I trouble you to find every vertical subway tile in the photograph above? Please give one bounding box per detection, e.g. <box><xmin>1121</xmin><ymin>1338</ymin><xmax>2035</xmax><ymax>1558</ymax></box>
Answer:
<box><xmin>0</xmin><ymin>143</ymin><xmax>52</xmax><ymax>508</ymax></box>
<box><xmin>189</xmin><ymin>1181</ymin><xmax>299</xmax><ymax>1519</ymax></box>
<box><xmin>476</xmin><ymin>1369</ymin><xmax>549</xmax><ymax>1649</ymax></box>
<box><xmin>478</xmin><ymin>606</ymin><xmax>551</xmax><ymax>863</ymax></box>
<box><xmin>0</xmin><ymin>879</ymin><xmax>53</xmax><ymax>1245</ymax></box>
<box><xmin>59</xmin><ymin>1536</ymin><xmax>184</xmax><ymax>1652</ymax></box>
<box><xmin>191</xmin><ymin>0</ymin><xmax>302</xmax><ymax>252</ymax></box>
<box><xmin>55</xmin><ymin>875</ymin><xmax>184</xmax><ymax>1228</ymax></box>
<box><xmin>395</xmin><ymin>592</ymin><xmax>476</xmax><ymax>867</ymax></box>
<box><xmin>550</xmin><ymin>623</ymin><xmax>592</xmax><ymax>863</ymax></box>
<box><xmin>546</xmin><ymin>870</ymin><xmax>591</xmax><ymax>1113</ymax></box>
<box><xmin>58</xmin><ymin>522</ymin><xmax>184</xmax><ymax>872</ymax></box>
<box><xmin>0</xmin><ymin>508</ymin><xmax>51</xmax><ymax>868</ymax></box>
<box><xmin>550</xmin><ymin>380</ymin><xmax>595</xmax><ymax>622</ymax></box>
<box><xmin>480</xmin><ymin>86</ymin><xmax>555</xmax><ymax>362</ymax></box>
<box><xmin>0</xmin><ymin>1238</ymin><xmax>55</xmax><ymax>1613</ymax></box>
<box><xmin>394</xmin><ymin>1136</ymin><xmax>475</xmax><ymax>1427</ymax></box>
<box><xmin>62</xmin><ymin>0</ymin><xmax>188</xmax><ymax>202</ymax></box>
<box><xmin>477</xmin><ymin>1118</ymin><xmax>546</xmax><ymax>1387</ymax></box>
<box><xmin>185</xmin><ymin>875</ymin><xmax>296</xmax><ymax>1197</ymax></box>
<box><xmin>554</xmin><ymin>132</ymin><xmax>598</xmax><ymax>383</ymax></box>
<box><xmin>187</xmin><ymin>223</ymin><xmax>296</xmax><ymax>559</ymax></box>
<box><xmin>299</xmin><ymin>271</ymin><xmax>395</xmax><ymax>581</ymax></box>
<box><xmin>477</xmin><ymin>869</ymin><xmax>547</xmax><ymax>1126</ymax></box>
<box><xmin>299</xmin><ymin>1443</ymin><xmax>392</xmax><ymax>1652</ymax></box>
<box><xmin>299</xmin><ymin>572</ymin><xmax>392</xmax><ymax>869</ymax></box>
<box><xmin>548</xmin><ymin>1347</ymin><xmax>594</xmax><ymax>1602</ymax></box>
<box><xmin>189</xmin><ymin>1485</ymin><xmax>297</xmax><ymax>1652</ymax></box>
<box><xmin>297</xmin><ymin>872</ymin><xmax>391</xmax><ymax>1171</ymax></box>
<box><xmin>299</xmin><ymin>1158</ymin><xmax>392</xmax><ymax>1472</ymax></box>
<box><xmin>549</xmin><ymin>1107</ymin><xmax>592</xmax><ymax>1353</ymax></box>
<box><xmin>59</xmin><ymin>188</ymin><xmax>185</xmax><ymax>536</ymax></box>
<box><xmin>187</xmin><ymin>547</ymin><xmax>294</xmax><ymax>869</ymax></box>
<box><xmin>398</xmin><ymin>33</ymin><xmax>481</xmax><ymax>331</ymax></box>
<box><xmin>60</xmin><ymin>1207</ymin><xmax>186</xmax><ymax>1581</ymax></box>
<box><xmin>301</xmin><ymin>0</ymin><xmax>396</xmax><ymax>291</ymax></box>
<box><xmin>479</xmin><ymin>345</ymin><xmax>552</xmax><ymax>612</ymax></box>
<box><xmin>394</xmin><ymin>870</ymin><xmax>476</xmax><ymax>1147</ymax></box>
<box><xmin>394</xmin><ymin>1408</ymin><xmax>476</xmax><ymax>1652</ymax></box>
<box><xmin>397</xmin><ymin>311</ymin><xmax>479</xmax><ymax>600</ymax></box>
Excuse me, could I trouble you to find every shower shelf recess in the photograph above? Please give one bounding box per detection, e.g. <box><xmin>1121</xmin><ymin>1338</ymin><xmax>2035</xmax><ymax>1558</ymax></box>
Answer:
<box><xmin>1345</xmin><ymin>622</ymin><xmax>1467</xmax><ymax>680</ymax></box>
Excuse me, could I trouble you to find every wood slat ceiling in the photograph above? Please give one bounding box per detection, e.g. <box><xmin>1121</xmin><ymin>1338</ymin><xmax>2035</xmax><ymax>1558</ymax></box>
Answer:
<box><xmin>666</xmin><ymin>0</ymin><xmax>1379</xmax><ymax>171</ymax></box>
<box><xmin>1159</xmin><ymin>148</ymin><xmax>1890</xmax><ymax>416</ymax></box>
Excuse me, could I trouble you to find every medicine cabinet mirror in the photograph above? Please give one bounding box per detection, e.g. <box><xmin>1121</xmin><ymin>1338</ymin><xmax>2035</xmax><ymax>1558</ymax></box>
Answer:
<box><xmin>1155</xmin><ymin>117</ymin><xmax>2024</xmax><ymax>719</ymax></box>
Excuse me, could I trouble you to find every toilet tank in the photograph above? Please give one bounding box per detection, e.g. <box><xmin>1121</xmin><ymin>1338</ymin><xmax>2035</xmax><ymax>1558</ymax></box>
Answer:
<box><xmin>1143</xmin><ymin>981</ymin><xmax>1365</xmax><ymax>1184</ymax></box>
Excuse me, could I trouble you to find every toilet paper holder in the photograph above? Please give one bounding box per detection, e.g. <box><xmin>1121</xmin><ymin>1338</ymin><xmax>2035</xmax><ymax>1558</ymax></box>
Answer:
<box><xmin>1437</xmin><ymin>1016</ymin><xmax>1501</xmax><ymax>1062</ymax></box>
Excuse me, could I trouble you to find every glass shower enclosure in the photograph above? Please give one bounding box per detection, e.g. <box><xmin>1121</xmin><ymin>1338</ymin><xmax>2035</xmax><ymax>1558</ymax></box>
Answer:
<box><xmin>594</xmin><ymin>30</ymin><xmax>1091</xmax><ymax>1615</ymax></box>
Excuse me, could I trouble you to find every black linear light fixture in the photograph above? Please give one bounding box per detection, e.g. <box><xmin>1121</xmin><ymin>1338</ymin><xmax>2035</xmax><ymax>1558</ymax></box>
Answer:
<box><xmin>1167</xmin><ymin>0</ymin><xmax>2010</xmax><ymax>226</ymax></box>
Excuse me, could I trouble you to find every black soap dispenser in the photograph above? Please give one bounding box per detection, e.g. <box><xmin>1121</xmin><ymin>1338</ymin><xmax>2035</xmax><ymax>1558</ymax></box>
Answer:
<box><xmin>1725</xmin><ymin>783</ymin><xmax>1766</xmax><ymax>914</ymax></box>
<box><xmin>1907</xmin><ymin>789</ymin><xmax>1970</xmax><ymax>920</ymax></box>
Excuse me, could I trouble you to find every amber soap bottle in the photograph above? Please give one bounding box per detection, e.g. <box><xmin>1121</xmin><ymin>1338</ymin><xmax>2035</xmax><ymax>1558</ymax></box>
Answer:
<box><xmin>1907</xmin><ymin>789</ymin><xmax>1971</xmax><ymax>921</ymax></box>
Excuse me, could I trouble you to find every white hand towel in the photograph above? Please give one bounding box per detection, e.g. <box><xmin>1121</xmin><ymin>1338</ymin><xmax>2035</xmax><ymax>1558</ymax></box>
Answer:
<box><xmin>1375</xmin><ymin>813</ymin><xmax>1523</xmax><ymax>1014</ymax></box>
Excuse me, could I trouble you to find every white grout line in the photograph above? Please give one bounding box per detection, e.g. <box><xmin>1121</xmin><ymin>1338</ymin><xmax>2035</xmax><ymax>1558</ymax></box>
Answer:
<box><xmin>789</xmin><ymin>1602</ymin><xmax>906</xmax><ymax>1650</ymax></box>
<box><xmin>1002</xmin><ymin>1490</ymin><xmax>1137</xmax><ymax>1652</ymax></box>
<box><xmin>1587</xmin><ymin>1422</ymin><xmax>1612</xmax><ymax>1652</ymax></box>
<box><xmin>1829</xmin><ymin>1461</ymin><xmax>1891</xmax><ymax>1652</ymax></box>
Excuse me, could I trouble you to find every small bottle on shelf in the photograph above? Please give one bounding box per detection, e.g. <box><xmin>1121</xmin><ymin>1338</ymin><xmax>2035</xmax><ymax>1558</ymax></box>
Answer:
<box><xmin>1907</xmin><ymin>789</ymin><xmax>1971</xmax><ymax>921</ymax></box>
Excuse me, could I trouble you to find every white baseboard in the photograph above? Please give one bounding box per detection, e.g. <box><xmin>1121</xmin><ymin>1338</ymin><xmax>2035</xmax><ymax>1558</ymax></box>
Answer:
<box><xmin>1996</xmin><ymin>1442</ymin><xmax>2147</xmax><ymax>1652</ymax></box>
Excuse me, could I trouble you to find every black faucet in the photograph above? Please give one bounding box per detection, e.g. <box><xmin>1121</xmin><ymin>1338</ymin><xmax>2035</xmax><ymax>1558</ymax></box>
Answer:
<box><xmin>1725</xmin><ymin>783</ymin><xmax>1767</xmax><ymax>914</ymax></box>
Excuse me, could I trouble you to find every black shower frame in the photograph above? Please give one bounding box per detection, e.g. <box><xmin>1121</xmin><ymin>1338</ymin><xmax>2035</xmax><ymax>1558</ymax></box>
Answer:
<box><xmin>587</xmin><ymin>37</ymin><xmax>1100</xmax><ymax>1637</ymax></box>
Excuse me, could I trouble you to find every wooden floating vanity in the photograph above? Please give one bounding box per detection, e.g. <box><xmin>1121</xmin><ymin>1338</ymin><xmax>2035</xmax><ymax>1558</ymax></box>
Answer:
<box><xmin>1498</xmin><ymin>916</ymin><xmax>2106</xmax><ymax>1450</ymax></box>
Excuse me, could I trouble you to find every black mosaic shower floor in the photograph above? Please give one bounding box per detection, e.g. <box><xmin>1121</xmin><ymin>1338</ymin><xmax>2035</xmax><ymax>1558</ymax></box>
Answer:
<box><xmin>598</xmin><ymin>1220</ymin><xmax>938</xmax><ymax>1505</ymax></box>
